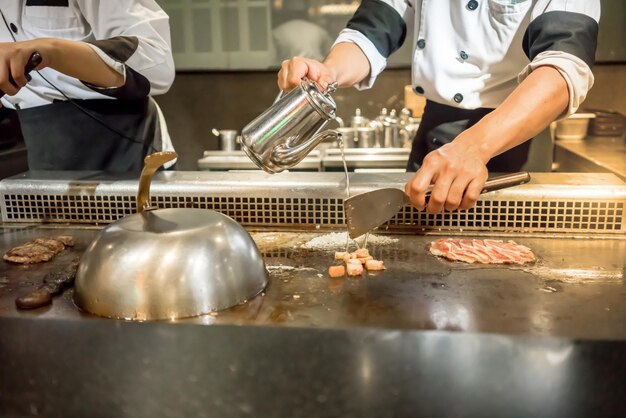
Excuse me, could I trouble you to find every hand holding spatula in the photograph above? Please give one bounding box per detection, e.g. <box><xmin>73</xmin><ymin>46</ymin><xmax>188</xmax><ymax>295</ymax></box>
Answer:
<box><xmin>344</xmin><ymin>172</ymin><xmax>531</xmax><ymax>239</ymax></box>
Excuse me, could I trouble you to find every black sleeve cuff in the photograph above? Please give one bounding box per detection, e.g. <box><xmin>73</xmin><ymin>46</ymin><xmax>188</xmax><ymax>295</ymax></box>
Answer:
<box><xmin>87</xmin><ymin>36</ymin><xmax>139</xmax><ymax>62</ymax></box>
<box><xmin>83</xmin><ymin>36</ymin><xmax>151</xmax><ymax>100</ymax></box>
<box><xmin>523</xmin><ymin>11</ymin><xmax>599</xmax><ymax>68</ymax></box>
<box><xmin>346</xmin><ymin>0</ymin><xmax>407</xmax><ymax>58</ymax></box>
<box><xmin>82</xmin><ymin>66</ymin><xmax>151</xmax><ymax>100</ymax></box>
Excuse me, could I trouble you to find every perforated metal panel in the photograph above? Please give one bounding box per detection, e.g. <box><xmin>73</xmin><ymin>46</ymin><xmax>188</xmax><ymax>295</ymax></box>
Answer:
<box><xmin>1</xmin><ymin>172</ymin><xmax>625</xmax><ymax>236</ymax></box>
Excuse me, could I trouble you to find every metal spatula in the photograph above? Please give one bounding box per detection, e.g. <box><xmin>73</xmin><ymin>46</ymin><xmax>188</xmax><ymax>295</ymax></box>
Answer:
<box><xmin>344</xmin><ymin>172</ymin><xmax>531</xmax><ymax>238</ymax></box>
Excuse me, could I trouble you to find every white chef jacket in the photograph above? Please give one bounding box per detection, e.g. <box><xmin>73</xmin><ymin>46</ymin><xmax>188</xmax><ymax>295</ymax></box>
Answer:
<box><xmin>334</xmin><ymin>0</ymin><xmax>601</xmax><ymax>117</ymax></box>
<box><xmin>0</xmin><ymin>0</ymin><xmax>174</xmax><ymax>110</ymax></box>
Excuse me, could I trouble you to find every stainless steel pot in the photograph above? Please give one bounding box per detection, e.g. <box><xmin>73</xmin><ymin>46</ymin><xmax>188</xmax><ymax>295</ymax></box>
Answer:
<box><xmin>241</xmin><ymin>78</ymin><xmax>339</xmax><ymax>173</ymax></box>
<box><xmin>357</xmin><ymin>127</ymin><xmax>376</xmax><ymax>148</ymax></box>
<box><xmin>74</xmin><ymin>152</ymin><xmax>268</xmax><ymax>320</ymax></box>
<box><xmin>213</xmin><ymin>129</ymin><xmax>239</xmax><ymax>151</ymax></box>
<box><xmin>336</xmin><ymin>127</ymin><xmax>358</xmax><ymax>148</ymax></box>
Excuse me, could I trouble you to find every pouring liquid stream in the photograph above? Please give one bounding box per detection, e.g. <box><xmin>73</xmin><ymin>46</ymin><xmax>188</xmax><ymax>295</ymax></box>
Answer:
<box><xmin>339</xmin><ymin>134</ymin><xmax>369</xmax><ymax>253</ymax></box>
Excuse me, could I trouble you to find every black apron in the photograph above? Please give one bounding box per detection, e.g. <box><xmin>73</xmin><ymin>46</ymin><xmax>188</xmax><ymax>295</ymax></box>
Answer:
<box><xmin>407</xmin><ymin>100</ymin><xmax>531</xmax><ymax>172</ymax></box>
<box><xmin>16</xmin><ymin>97</ymin><xmax>159</xmax><ymax>172</ymax></box>
<box><xmin>0</xmin><ymin>107</ymin><xmax>22</xmax><ymax>150</ymax></box>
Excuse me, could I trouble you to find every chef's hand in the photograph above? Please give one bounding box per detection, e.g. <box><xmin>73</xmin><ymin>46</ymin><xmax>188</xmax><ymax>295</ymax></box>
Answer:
<box><xmin>405</xmin><ymin>136</ymin><xmax>490</xmax><ymax>213</ymax></box>
<box><xmin>0</xmin><ymin>40</ymin><xmax>50</xmax><ymax>96</ymax></box>
<box><xmin>277</xmin><ymin>56</ymin><xmax>337</xmax><ymax>91</ymax></box>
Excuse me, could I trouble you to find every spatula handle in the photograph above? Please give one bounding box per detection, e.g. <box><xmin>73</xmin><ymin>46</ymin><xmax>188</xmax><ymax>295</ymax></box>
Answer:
<box><xmin>422</xmin><ymin>172</ymin><xmax>531</xmax><ymax>200</ymax></box>
<box><xmin>479</xmin><ymin>172</ymin><xmax>531</xmax><ymax>194</ymax></box>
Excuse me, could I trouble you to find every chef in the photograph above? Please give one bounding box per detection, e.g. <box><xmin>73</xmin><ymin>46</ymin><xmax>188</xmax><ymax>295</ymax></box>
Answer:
<box><xmin>0</xmin><ymin>0</ymin><xmax>175</xmax><ymax>172</ymax></box>
<box><xmin>278</xmin><ymin>0</ymin><xmax>600</xmax><ymax>212</ymax></box>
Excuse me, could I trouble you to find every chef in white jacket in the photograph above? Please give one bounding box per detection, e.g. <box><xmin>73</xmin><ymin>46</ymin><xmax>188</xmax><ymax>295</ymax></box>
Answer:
<box><xmin>278</xmin><ymin>0</ymin><xmax>600</xmax><ymax>213</ymax></box>
<box><xmin>0</xmin><ymin>0</ymin><xmax>175</xmax><ymax>172</ymax></box>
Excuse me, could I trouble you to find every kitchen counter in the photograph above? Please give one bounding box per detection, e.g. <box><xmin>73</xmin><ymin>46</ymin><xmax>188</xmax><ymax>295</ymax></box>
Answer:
<box><xmin>555</xmin><ymin>136</ymin><xmax>626</xmax><ymax>181</ymax></box>
<box><xmin>2</xmin><ymin>316</ymin><xmax>625</xmax><ymax>418</ymax></box>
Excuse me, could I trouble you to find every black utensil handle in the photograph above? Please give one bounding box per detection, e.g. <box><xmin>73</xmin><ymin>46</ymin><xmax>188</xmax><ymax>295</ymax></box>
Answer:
<box><xmin>423</xmin><ymin>172</ymin><xmax>531</xmax><ymax>199</ymax></box>
<box><xmin>0</xmin><ymin>52</ymin><xmax>43</xmax><ymax>98</ymax></box>
<box><xmin>480</xmin><ymin>172</ymin><xmax>531</xmax><ymax>194</ymax></box>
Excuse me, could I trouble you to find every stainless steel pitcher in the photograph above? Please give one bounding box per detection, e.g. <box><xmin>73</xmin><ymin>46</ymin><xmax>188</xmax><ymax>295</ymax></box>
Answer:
<box><xmin>241</xmin><ymin>78</ymin><xmax>339</xmax><ymax>173</ymax></box>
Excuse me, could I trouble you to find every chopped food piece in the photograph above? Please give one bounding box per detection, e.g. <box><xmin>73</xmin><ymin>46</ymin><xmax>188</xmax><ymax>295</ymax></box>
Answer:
<box><xmin>328</xmin><ymin>265</ymin><xmax>346</xmax><ymax>278</ymax></box>
<box><xmin>335</xmin><ymin>251</ymin><xmax>348</xmax><ymax>260</ymax></box>
<box><xmin>365</xmin><ymin>259</ymin><xmax>386</xmax><ymax>271</ymax></box>
<box><xmin>357</xmin><ymin>256</ymin><xmax>374</xmax><ymax>264</ymax></box>
<box><xmin>3</xmin><ymin>236</ymin><xmax>74</xmax><ymax>264</ymax></box>
<box><xmin>346</xmin><ymin>262</ymin><xmax>364</xmax><ymax>276</ymax></box>
<box><xmin>354</xmin><ymin>248</ymin><xmax>370</xmax><ymax>258</ymax></box>
<box><xmin>346</xmin><ymin>258</ymin><xmax>362</xmax><ymax>266</ymax></box>
<box><xmin>429</xmin><ymin>238</ymin><xmax>535</xmax><ymax>265</ymax></box>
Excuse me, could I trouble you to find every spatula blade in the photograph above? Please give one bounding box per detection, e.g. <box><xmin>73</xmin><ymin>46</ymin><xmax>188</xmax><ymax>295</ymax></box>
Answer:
<box><xmin>344</xmin><ymin>188</ymin><xmax>408</xmax><ymax>239</ymax></box>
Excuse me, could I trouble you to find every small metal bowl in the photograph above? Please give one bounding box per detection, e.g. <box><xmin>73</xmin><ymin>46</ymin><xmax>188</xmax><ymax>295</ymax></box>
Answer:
<box><xmin>74</xmin><ymin>152</ymin><xmax>268</xmax><ymax>320</ymax></box>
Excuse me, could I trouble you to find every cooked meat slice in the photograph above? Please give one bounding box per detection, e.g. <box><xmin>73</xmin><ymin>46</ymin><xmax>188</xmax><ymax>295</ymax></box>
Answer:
<box><xmin>3</xmin><ymin>235</ymin><xmax>74</xmax><ymax>264</ymax></box>
<box><xmin>4</xmin><ymin>242</ymin><xmax>56</xmax><ymax>264</ymax></box>
<box><xmin>365</xmin><ymin>259</ymin><xmax>385</xmax><ymax>271</ymax></box>
<box><xmin>430</xmin><ymin>238</ymin><xmax>535</xmax><ymax>265</ymax></box>
<box><xmin>328</xmin><ymin>265</ymin><xmax>346</xmax><ymax>278</ymax></box>
<box><xmin>54</xmin><ymin>236</ymin><xmax>75</xmax><ymax>247</ymax></box>
<box><xmin>33</xmin><ymin>238</ymin><xmax>65</xmax><ymax>253</ymax></box>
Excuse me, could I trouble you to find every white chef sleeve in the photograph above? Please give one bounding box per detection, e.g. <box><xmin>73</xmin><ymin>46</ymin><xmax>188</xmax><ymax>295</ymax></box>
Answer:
<box><xmin>75</xmin><ymin>0</ymin><xmax>175</xmax><ymax>98</ymax></box>
<box><xmin>333</xmin><ymin>0</ymin><xmax>414</xmax><ymax>90</ymax></box>
<box><xmin>518</xmin><ymin>0</ymin><xmax>601</xmax><ymax>117</ymax></box>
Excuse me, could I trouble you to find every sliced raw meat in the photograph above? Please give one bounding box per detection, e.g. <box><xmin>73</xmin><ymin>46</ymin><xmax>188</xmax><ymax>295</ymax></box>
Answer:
<box><xmin>429</xmin><ymin>238</ymin><xmax>535</xmax><ymax>265</ymax></box>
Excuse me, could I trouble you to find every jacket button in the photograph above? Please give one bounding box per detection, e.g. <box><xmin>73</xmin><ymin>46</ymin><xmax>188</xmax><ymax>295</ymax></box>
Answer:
<box><xmin>9</xmin><ymin>23</ymin><xmax>18</xmax><ymax>34</ymax></box>
<box><xmin>417</xmin><ymin>39</ymin><xmax>426</xmax><ymax>49</ymax></box>
<box><xmin>453</xmin><ymin>93</ymin><xmax>464</xmax><ymax>103</ymax></box>
<box><xmin>414</xmin><ymin>86</ymin><xmax>424</xmax><ymax>94</ymax></box>
<box><xmin>467</xmin><ymin>0</ymin><xmax>479</xmax><ymax>10</ymax></box>
<box><xmin>460</xmin><ymin>51</ymin><xmax>469</xmax><ymax>60</ymax></box>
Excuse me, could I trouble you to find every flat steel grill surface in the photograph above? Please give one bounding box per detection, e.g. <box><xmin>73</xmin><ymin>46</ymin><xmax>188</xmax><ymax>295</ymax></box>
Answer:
<box><xmin>1</xmin><ymin>172</ymin><xmax>625</xmax><ymax>236</ymax></box>
<box><xmin>1</xmin><ymin>226</ymin><xmax>625</xmax><ymax>339</ymax></box>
